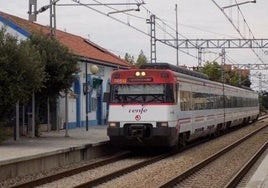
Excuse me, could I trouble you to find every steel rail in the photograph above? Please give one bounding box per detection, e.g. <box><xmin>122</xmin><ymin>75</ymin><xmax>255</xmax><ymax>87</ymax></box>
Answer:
<box><xmin>13</xmin><ymin>152</ymin><xmax>131</xmax><ymax>188</ymax></box>
<box><xmin>13</xmin><ymin>117</ymin><xmax>268</xmax><ymax>188</ymax></box>
<box><xmin>224</xmin><ymin>140</ymin><xmax>268</xmax><ymax>188</ymax></box>
<box><xmin>159</xmin><ymin>124</ymin><xmax>268</xmax><ymax>188</ymax></box>
<box><xmin>73</xmin><ymin>151</ymin><xmax>175</xmax><ymax>188</ymax></box>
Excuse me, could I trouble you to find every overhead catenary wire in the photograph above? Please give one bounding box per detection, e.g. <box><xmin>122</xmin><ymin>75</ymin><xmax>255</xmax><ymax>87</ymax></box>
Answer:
<box><xmin>136</xmin><ymin>1</ymin><xmax>207</xmax><ymax>62</ymax></box>
<box><xmin>71</xmin><ymin>0</ymin><xmax>264</xmax><ymax>66</ymax></box>
<box><xmin>71</xmin><ymin>0</ymin><xmax>204</xmax><ymax>62</ymax></box>
<box><xmin>210</xmin><ymin>0</ymin><xmax>265</xmax><ymax>64</ymax></box>
<box><xmin>71</xmin><ymin>0</ymin><xmax>150</xmax><ymax>36</ymax></box>
<box><xmin>234</xmin><ymin>0</ymin><xmax>266</xmax><ymax>60</ymax></box>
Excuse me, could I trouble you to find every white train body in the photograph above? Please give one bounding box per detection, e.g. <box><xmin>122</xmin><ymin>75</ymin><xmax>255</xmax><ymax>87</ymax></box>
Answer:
<box><xmin>107</xmin><ymin>63</ymin><xmax>259</xmax><ymax>147</ymax></box>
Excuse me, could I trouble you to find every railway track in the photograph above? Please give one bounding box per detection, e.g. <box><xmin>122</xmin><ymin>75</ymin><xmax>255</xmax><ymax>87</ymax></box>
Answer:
<box><xmin>12</xmin><ymin>150</ymin><xmax>174</xmax><ymax>188</ymax></box>
<box><xmin>225</xmin><ymin>141</ymin><xmax>268</xmax><ymax>188</ymax></box>
<box><xmin>12</xmin><ymin>152</ymin><xmax>132</xmax><ymax>188</ymax></box>
<box><xmin>10</xmin><ymin>118</ymin><xmax>268</xmax><ymax>188</ymax></box>
<box><xmin>73</xmin><ymin>151</ymin><xmax>174</xmax><ymax>188</ymax></box>
<box><xmin>159</xmin><ymin>124</ymin><xmax>268</xmax><ymax>188</ymax></box>
<box><xmin>61</xmin><ymin>124</ymin><xmax>268</xmax><ymax>188</ymax></box>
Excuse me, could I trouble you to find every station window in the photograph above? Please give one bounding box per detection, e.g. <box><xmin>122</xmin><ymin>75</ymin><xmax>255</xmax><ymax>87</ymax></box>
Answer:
<box><xmin>92</xmin><ymin>98</ymin><xmax>97</xmax><ymax>111</ymax></box>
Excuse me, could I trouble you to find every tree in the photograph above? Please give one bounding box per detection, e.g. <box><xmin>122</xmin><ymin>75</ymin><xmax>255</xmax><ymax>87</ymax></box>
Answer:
<box><xmin>199</xmin><ymin>61</ymin><xmax>222</xmax><ymax>82</ymax></box>
<box><xmin>124</xmin><ymin>53</ymin><xmax>135</xmax><ymax>64</ymax></box>
<box><xmin>29</xmin><ymin>33</ymin><xmax>79</xmax><ymax>98</ymax></box>
<box><xmin>0</xmin><ymin>28</ymin><xmax>45</xmax><ymax>122</ymax></box>
<box><xmin>199</xmin><ymin>61</ymin><xmax>251</xmax><ymax>88</ymax></box>
<box><xmin>0</xmin><ymin>30</ymin><xmax>79</xmax><ymax>128</ymax></box>
<box><xmin>29</xmin><ymin>33</ymin><xmax>80</xmax><ymax>130</ymax></box>
<box><xmin>229</xmin><ymin>72</ymin><xmax>251</xmax><ymax>87</ymax></box>
<box><xmin>135</xmin><ymin>50</ymin><xmax>148</xmax><ymax>68</ymax></box>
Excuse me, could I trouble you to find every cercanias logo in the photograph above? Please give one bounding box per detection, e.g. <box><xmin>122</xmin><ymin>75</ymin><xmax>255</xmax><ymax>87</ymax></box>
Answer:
<box><xmin>128</xmin><ymin>107</ymin><xmax>148</xmax><ymax>114</ymax></box>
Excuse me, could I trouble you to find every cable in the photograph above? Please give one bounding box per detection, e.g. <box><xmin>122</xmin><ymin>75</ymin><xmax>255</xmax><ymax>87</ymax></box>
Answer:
<box><xmin>210</xmin><ymin>0</ymin><xmax>265</xmax><ymax>64</ymax></box>
<box><xmin>71</xmin><ymin>0</ymin><xmax>149</xmax><ymax>36</ymax></box>
<box><xmin>155</xmin><ymin>22</ymin><xmax>176</xmax><ymax>39</ymax></box>
<box><xmin>91</xmin><ymin>0</ymin><xmax>146</xmax><ymax>20</ymax></box>
<box><xmin>71</xmin><ymin>0</ymin><xmax>209</xmax><ymax>63</ymax></box>
<box><xmin>234</xmin><ymin>0</ymin><xmax>266</xmax><ymax>55</ymax></box>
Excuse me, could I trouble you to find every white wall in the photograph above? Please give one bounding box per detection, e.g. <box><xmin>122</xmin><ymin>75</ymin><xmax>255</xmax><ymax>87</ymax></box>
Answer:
<box><xmin>0</xmin><ymin>22</ymin><xmax>28</xmax><ymax>41</ymax></box>
<box><xmin>58</xmin><ymin>61</ymin><xmax>115</xmax><ymax>127</ymax></box>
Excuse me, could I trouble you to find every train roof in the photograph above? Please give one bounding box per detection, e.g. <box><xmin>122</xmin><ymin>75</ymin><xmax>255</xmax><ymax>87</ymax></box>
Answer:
<box><xmin>140</xmin><ymin>63</ymin><xmax>209</xmax><ymax>80</ymax></box>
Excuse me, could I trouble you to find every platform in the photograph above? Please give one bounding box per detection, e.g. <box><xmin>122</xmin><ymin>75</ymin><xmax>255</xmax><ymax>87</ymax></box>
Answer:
<box><xmin>246</xmin><ymin>149</ymin><xmax>268</xmax><ymax>188</ymax></box>
<box><xmin>0</xmin><ymin>126</ymin><xmax>110</xmax><ymax>181</ymax></box>
<box><xmin>0</xmin><ymin>126</ymin><xmax>109</xmax><ymax>164</ymax></box>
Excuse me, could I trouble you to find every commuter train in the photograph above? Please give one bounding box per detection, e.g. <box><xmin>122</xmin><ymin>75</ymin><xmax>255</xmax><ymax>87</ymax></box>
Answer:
<box><xmin>106</xmin><ymin>63</ymin><xmax>259</xmax><ymax>148</ymax></box>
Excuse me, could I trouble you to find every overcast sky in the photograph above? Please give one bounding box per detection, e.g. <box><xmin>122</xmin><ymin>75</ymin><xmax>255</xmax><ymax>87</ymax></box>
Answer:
<box><xmin>1</xmin><ymin>0</ymin><xmax>268</xmax><ymax>89</ymax></box>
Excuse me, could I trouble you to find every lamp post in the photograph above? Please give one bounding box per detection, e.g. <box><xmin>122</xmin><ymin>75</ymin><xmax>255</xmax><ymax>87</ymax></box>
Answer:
<box><xmin>85</xmin><ymin>62</ymin><xmax>89</xmax><ymax>131</ymax></box>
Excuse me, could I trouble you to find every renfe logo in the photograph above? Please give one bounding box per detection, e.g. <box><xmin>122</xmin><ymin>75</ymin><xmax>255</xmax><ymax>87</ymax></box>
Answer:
<box><xmin>128</xmin><ymin>107</ymin><xmax>148</xmax><ymax>114</ymax></box>
<box><xmin>135</xmin><ymin>115</ymin><xmax>141</xmax><ymax>121</ymax></box>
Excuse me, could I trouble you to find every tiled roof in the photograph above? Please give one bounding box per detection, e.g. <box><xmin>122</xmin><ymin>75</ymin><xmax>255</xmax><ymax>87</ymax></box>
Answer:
<box><xmin>0</xmin><ymin>11</ymin><xmax>131</xmax><ymax>68</ymax></box>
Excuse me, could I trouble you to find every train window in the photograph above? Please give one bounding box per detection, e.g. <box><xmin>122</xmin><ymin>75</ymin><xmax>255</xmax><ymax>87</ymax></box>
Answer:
<box><xmin>179</xmin><ymin>89</ymin><xmax>257</xmax><ymax>111</ymax></box>
<box><xmin>117</xmin><ymin>84</ymin><xmax>164</xmax><ymax>95</ymax></box>
<box><xmin>180</xmin><ymin>91</ymin><xmax>192</xmax><ymax>111</ymax></box>
<box><xmin>164</xmin><ymin>84</ymin><xmax>174</xmax><ymax>102</ymax></box>
<box><xmin>110</xmin><ymin>84</ymin><xmax>175</xmax><ymax>104</ymax></box>
<box><xmin>192</xmin><ymin>92</ymin><xmax>206</xmax><ymax>110</ymax></box>
<box><xmin>206</xmin><ymin>96</ymin><xmax>214</xmax><ymax>109</ymax></box>
<box><xmin>192</xmin><ymin>93</ymin><xmax>256</xmax><ymax>109</ymax></box>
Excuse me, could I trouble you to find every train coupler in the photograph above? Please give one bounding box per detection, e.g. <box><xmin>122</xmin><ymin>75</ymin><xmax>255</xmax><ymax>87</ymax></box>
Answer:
<box><xmin>124</xmin><ymin>124</ymin><xmax>152</xmax><ymax>139</ymax></box>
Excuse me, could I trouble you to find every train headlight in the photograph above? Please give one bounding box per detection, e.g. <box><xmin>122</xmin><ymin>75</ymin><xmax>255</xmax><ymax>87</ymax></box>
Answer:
<box><xmin>135</xmin><ymin>71</ymin><xmax>141</xmax><ymax>76</ymax></box>
<box><xmin>109</xmin><ymin>122</ymin><xmax>119</xmax><ymax>127</ymax></box>
<box><xmin>135</xmin><ymin>71</ymin><xmax>146</xmax><ymax>76</ymax></box>
<box><xmin>156</xmin><ymin>122</ymin><xmax>169</xmax><ymax>127</ymax></box>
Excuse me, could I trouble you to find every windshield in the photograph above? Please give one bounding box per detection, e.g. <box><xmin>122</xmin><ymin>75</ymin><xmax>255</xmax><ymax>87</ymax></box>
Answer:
<box><xmin>110</xmin><ymin>84</ymin><xmax>174</xmax><ymax>103</ymax></box>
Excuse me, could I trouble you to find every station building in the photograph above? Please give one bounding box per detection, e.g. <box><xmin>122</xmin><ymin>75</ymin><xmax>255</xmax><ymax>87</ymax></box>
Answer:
<box><xmin>0</xmin><ymin>11</ymin><xmax>131</xmax><ymax>131</ymax></box>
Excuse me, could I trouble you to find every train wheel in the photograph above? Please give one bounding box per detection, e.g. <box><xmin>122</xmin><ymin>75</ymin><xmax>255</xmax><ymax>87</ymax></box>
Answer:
<box><xmin>252</xmin><ymin>115</ymin><xmax>259</xmax><ymax>123</ymax></box>
<box><xmin>178</xmin><ymin>132</ymin><xmax>187</xmax><ymax>149</ymax></box>
<box><xmin>214</xmin><ymin>124</ymin><xmax>222</xmax><ymax>137</ymax></box>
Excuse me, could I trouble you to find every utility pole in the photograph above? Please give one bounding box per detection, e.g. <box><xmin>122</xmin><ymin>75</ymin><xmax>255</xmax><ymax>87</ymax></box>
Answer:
<box><xmin>15</xmin><ymin>101</ymin><xmax>20</xmax><ymax>140</ymax></box>
<box><xmin>85</xmin><ymin>62</ymin><xmax>89</xmax><ymax>131</ymax></box>
<box><xmin>175</xmin><ymin>4</ymin><xmax>179</xmax><ymax>66</ymax></box>
<box><xmin>147</xmin><ymin>15</ymin><xmax>156</xmax><ymax>63</ymax></box>
<box><xmin>221</xmin><ymin>48</ymin><xmax>226</xmax><ymax>128</ymax></box>
<box><xmin>32</xmin><ymin>92</ymin><xmax>35</xmax><ymax>138</ymax></box>
<box><xmin>50</xmin><ymin>0</ymin><xmax>57</xmax><ymax>36</ymax></box>
<box><xmin>28</xmin><ymin>0</ymin><xmax>37</xmax><ymax>21</ymax></box>
<box><xmin>198</xmin><ymin>48</ymin><xmax>202</xmax><ymax>68</ymax></box>
<box><xmin>259</xmin><ymin>73</ymin><xmax>262</xmax><ymax>93</ymax></box>
<box><xmin>28</xmin><ymin>0</ymin><xmax>58</xmax><ymax>36</ymax></box>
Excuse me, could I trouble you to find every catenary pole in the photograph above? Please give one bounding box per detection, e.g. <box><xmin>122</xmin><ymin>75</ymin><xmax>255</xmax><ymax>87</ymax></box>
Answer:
<box><xmin>175</xmin><ymin>4</ymin><xmax>179</xmax><ymax>66</ymax></box>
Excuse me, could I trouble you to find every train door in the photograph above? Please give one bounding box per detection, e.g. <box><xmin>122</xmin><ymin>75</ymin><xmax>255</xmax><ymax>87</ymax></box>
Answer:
<box><xmin>105</xmin><ymin>79</ymin><xmax>111</xmax><ymax>124</ymax></box>
<box><xmin>94</xmin><ymin>78</ymin><xmax>103</xmax><ymax>125</ymax></box>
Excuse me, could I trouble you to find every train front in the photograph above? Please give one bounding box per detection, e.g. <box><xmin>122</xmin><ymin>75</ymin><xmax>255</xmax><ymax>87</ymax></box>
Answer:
<box><xmin>107</xmin><ymin>68</ymin><xmax>178</xmax><ymax>148</ymax></box>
